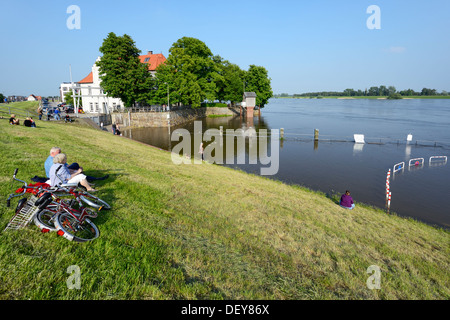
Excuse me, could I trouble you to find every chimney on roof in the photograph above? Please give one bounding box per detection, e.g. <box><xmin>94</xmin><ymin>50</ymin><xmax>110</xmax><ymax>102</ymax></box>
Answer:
<box><xmin>147</xmin><ymin>51</ymin><xmax>153</xmax><ymax>55</ymax></box>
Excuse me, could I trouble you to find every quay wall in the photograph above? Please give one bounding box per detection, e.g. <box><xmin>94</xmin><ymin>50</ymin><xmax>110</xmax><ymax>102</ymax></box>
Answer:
<box><xmin>111</xmin><ymin>106</ymin><xmax>240</xmax><ymax>128</ymax></box>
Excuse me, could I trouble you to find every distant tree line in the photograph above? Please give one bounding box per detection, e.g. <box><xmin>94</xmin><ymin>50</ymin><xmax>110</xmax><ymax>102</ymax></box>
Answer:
<box><xmin>97</xmin><ymin>33</ymin><xmax>273</xmax><ymax>109</ymax></box>
<box><xmin>275</xmin><ymin>86</ymin><xmax>448</xmax><ymax>98</ymax></box>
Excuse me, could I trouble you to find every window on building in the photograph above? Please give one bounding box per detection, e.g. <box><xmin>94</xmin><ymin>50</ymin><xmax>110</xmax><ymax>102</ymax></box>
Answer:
<box><xmin>89</xmin><ymin>102</ymin><xmax>93</xmax><ymax>112</ymax></box>
<box><xmin>144</xmin><ymin>57</ymin><xmax>150</xmax><ymax>62</ymax></box>
<box><xmin>88</xmin><ymin>86</ymin><xmax>92</xmax><ymax>95</ymax></box>
<box><xmin>95</xmin><ymin>103</ymin><xmax>99</xmax><ymax>112</ymax></box>
<box><xmin>113</xmin><ymin>102</ymin><xmax>117</xmax><ymax>110</ymax></box>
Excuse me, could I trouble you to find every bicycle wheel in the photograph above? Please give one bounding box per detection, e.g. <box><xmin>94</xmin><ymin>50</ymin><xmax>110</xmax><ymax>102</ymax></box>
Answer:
<box><xmin>34</xmin><ymin>209</ymin><xmax>58</xmax><ymax>232</ymax></box>
<box><xmin>79</xmin><ymin>193</ymin><xmax>111</xmax><ymax>210</ymax></box>
<box><xmin>55</xmin><ymin>212</ymin><xmax>99</xmax><ymax>242</ymax></box>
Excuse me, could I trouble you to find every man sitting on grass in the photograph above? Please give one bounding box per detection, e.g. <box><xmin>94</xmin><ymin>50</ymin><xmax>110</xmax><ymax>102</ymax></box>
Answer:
<box><xmin>32</xmin><ymin>147</ymin><xmax>109</xmax><ymax>183</ymax></box>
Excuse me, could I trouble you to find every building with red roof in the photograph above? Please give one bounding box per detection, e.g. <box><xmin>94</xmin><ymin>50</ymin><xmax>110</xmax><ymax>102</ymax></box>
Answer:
<box><xmin>71</xmin><ymin>51</ymin><xmax>166</xmax><ymax>114</ymax></box>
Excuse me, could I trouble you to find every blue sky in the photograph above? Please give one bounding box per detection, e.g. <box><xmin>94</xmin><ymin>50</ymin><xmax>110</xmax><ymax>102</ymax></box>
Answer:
<box><xmin>1</xmin><ymin>0</ymin><xmax>449</xmax><ymax>96</ymax></box>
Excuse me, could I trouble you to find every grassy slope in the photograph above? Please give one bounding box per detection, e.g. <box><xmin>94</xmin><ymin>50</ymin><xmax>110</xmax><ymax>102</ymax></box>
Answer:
<box><xmin>0</xmin><ymin>102</ymin><xmax>448</xmax><ymax>300</ymax></box>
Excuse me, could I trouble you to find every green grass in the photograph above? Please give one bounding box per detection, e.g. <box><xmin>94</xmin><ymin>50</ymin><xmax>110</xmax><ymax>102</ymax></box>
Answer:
<box><xmin>0</xmin><ymin>101</ymin><xmax>40</xmax><ymax>119</ymax></box>
<box><xmin>0</xmin><ymin>102</ymin><xmax>448</xmax><ymax>300</ymax></box>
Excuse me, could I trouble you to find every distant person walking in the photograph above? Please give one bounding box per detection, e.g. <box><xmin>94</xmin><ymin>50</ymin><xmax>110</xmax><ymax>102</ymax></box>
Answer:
<box><xmin>53</xmin><ymin>108</ymin><xmax>61</xmax><ymax>120</ymax></box>
<box><xmin>198</xmin><ymin>143</ymin><xmax>204</xmax><ymax>161</ymax></box>
<box><xmin>37</xmin><ymin>106</ymin><xmax>43</xmax><ymax>120</ymax></box>
<box><xmin>340</xmin><ymin>190</ymin><xmax>355</xmax><ymax>210</ymax></box>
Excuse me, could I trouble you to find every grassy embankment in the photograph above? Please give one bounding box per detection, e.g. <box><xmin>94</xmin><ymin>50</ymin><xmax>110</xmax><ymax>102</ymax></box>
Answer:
<box><xmin>0</xmin><ymin>101</ymin><xmax>448</xmax><ymax>300</ymax></box>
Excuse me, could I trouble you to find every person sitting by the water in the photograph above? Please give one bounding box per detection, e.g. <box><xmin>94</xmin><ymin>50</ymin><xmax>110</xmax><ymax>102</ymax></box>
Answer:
<box><xmin>49</xmin><ymin>153</ymin><xmax>96</xmax><ymax>191</ymax></box>
<box><xmin>340</xmin><ymin>190</ymin><xmax>355</xmax><ymax>210</ymax></box>
<box><xmin>9</xmin><ymin>114</ymin><xmax>20</xmax><ymax>125</ymax></box>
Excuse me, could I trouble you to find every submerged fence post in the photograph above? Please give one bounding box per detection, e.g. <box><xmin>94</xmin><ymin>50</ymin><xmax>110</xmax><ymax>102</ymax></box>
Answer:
<box><xmin>314</xmin><ymin>129</ymin><xmax>319</xmax><ymax>141</ymax></box>
<box><xmin>280</xmin><ymin>128</ymin><xmax>284</xmax><ymax>140</ymax></box>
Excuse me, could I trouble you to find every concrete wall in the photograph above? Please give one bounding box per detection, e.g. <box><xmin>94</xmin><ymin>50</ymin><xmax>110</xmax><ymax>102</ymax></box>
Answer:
<box><xmin>111</xmin><ymin>106</ymin><xmax>240</xmax><ymax>128</ymax></box>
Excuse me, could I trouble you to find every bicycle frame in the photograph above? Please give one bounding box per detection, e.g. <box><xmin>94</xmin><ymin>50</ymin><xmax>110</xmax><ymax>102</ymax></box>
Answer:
<box><xmin>6</xmin><ymin>168</ymin><xmax>105</xmax><ymax>241</ymax></box>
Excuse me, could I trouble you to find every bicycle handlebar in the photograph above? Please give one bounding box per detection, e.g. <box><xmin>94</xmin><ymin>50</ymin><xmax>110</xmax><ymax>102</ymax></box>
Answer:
<box><xmin>6</xmin><ymin>168</ymin><xmax>29</xmax><ymax>206</ymax></box>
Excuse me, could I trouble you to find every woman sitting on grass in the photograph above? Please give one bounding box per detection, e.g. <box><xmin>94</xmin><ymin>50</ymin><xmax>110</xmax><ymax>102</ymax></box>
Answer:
<box><xmin>340</xmin><ymin>190</ymin><xmax>355</xmax><ymax>210</ymax></box>
<box><xmin>49</xmin><ymin>153</ymin><xmax>96</xmax><ymax>191</ymax></box>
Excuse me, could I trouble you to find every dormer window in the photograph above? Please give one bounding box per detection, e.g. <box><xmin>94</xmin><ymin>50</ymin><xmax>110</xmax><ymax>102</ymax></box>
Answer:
<box><xmin>144</xmin><ymin>57</ymin><xmax>150</xmax><ymax>62</ymax></box>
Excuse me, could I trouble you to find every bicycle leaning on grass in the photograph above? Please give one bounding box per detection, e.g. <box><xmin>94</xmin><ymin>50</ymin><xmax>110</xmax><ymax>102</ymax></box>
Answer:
<box><xmin>6</xmin><ymin>168</ymin><xmax>111</xmax><ymax>242</ymax></box>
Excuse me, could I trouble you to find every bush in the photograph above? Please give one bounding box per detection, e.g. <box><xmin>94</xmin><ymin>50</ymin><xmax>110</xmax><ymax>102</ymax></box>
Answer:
<box><xmin>387</xmin><ymin>93</ymin><xmax>403</xmax><ymax>99</ymax></box>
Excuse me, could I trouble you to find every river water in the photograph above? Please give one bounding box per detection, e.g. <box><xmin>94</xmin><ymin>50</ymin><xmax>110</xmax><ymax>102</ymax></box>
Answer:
<box><xmin>123</xmin><ymin>98</ymin><xmax>450</xmax><ymax>229</ymax></box>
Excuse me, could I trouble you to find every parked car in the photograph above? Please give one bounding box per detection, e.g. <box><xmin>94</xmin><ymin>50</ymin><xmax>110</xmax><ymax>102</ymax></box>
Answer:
<box><xmin>64</xmin><ymin>105</ymin><xmax>74</xmax><ymax>113</ymax></box>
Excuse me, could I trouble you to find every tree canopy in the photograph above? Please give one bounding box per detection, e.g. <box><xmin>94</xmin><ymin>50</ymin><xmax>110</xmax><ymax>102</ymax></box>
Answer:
<box><xmin>96</xmin><ymin>34</ymin><xmax>273</xmax><ymax>108</ymax></box>
<box><xmin>245</xmin><ymin>65</ymin><xmax>273</xmax><ymax>108</ymax></box>
<box><xmin>287</xmin><ymin>86</ymin><xmax>448</xmax><ymax>98</ymax></box>
<box><xmin>154</xmin><ymin>37</ymin><xmax>272</xmax><ymax>108</ymax></box>
<box><xmin>96</xmin><ymin>32</ymin><xmax>153</xmax><ymax>107</ymax></box>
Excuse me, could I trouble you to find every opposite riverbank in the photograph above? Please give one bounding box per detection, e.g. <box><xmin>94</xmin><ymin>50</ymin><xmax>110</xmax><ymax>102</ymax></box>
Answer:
<box><xmin>0</xmin><ymin>102</ymin><xmax>448</xmax><ymax>299</ymax></box>
<box><xmin>276</xmin><ymin>96</ymin><xmax>450</xmax><ymax>99</ymax></box>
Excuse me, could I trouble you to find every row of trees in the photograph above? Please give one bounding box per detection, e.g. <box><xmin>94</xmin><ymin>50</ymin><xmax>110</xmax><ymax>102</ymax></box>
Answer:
<box><xmin>96</xmin><ymin>33</ymin><xmax>273</xmax><ymax>108</ymax></box>
<box><xmin>279</xmin><ymin>86</ymin><xmax>448</xmax><ymax>98</ymax></box>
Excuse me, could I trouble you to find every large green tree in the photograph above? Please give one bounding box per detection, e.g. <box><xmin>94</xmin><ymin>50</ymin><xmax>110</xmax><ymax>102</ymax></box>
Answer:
<box><xmin>215</xmin><ymin>56</ymin><xmax>246</xmax><ymax>104</ymax></box>
<box><xmin>154</xmin><ymin>37</ymin><xmax>220</xmax><ymax>108</ymax></box>
<box><xmin>245</xmin><ymin>65</ymin><xmax>273</xmax><ymax>108</ymax></box>
<box><xmin>96</xmin><ymin>32</ymin><xmax>153</xmax><ymax>107</ymax></box>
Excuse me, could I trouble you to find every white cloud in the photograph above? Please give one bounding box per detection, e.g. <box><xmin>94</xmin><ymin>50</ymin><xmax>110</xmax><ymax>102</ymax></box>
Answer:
<box><xmin>385</xmin><ymin>46</ymin><xmax>407</xmax><ymax>54</ymax></box>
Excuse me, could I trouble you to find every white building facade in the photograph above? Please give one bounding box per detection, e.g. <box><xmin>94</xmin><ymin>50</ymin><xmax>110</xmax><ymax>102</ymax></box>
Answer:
<box><xmin>59</xmin><ymin>82</ymin><xmax>73</xmax><ymax>102</ymax></box>
<box><xmin>75</xmin><ymin>57</ymin><xmax>123</xmax><ymax>114</ymax></box>
<box><xmin>73</xmin><ymin>51</ymin><xmax>166</xmax><ymax>114</ymax></box>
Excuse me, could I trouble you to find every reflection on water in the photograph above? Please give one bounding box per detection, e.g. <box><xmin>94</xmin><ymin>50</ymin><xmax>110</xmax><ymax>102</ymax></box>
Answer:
<box><xmin>123</xmin><ymin>99</ymin><xmax>450</xmax><ymax>229</ymax></box>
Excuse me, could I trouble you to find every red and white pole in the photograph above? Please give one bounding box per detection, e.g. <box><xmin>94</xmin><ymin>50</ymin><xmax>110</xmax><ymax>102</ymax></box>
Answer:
<box><xmin>387</xmin><ymin>191</ymin><xmax>392</xmax><ymax>214</ymax></box>
<box><xmin>385</xmin><ymin>169</ymin><xmax>391</xmax><ymax>208</ymax></box>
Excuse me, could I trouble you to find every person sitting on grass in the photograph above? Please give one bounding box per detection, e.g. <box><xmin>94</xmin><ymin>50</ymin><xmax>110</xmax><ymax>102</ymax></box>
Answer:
<box><xmin>23</xmin><ymin>117</ymin><xmax>36</xmax><ymax>127</ymax></box>
<box><xmin>64</xmin><ymin>114</ymin><xmax>72</xmax><ymax>123</ymax></box>
<box><xmin>44</xmin><ymin>147</ymin><xmax>80</xmax><ymax>178</ymax></box>
<box><xmin>32</xmin><ymin>146</ymin><xmax>109</xmax><ymax>184</ymax></box>
<box><xmin>9</xmin><ymin>114</ymin><xmax>20</xmax><ymax>125</ymax></box>
<box><xmin>49</xmin><ymin>153</ymin><xmax>96</xmax><ymax>192</ymax></box>
<box><xmin>340</xmin><ymin>190</ymin><xmax>355</xmax><ymax>210</ymax></box>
